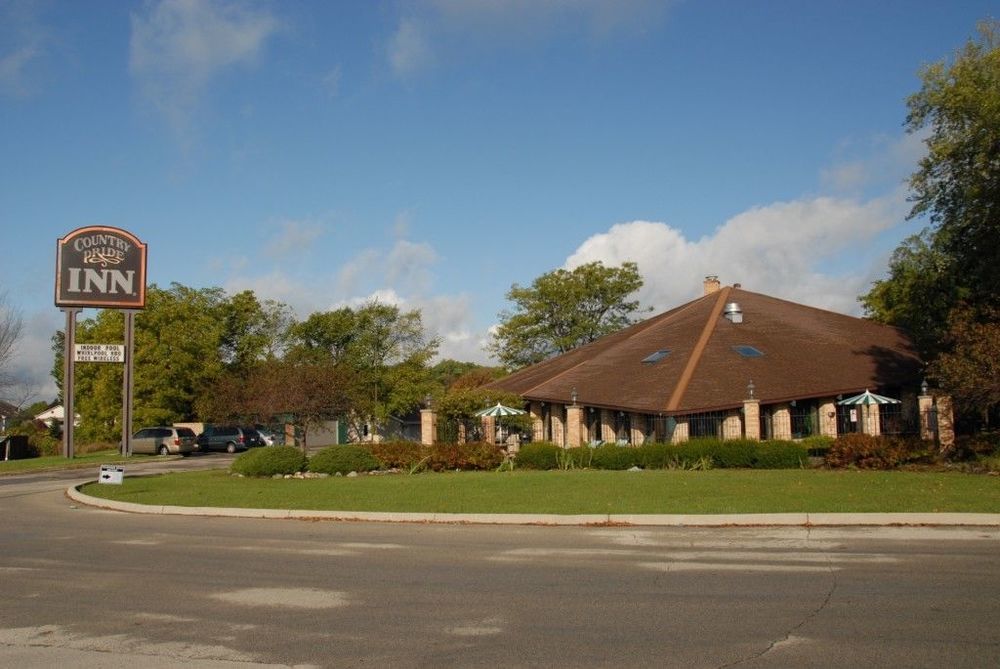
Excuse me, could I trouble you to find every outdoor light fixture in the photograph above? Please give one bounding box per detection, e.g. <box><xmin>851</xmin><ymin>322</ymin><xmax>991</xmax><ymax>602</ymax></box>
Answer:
<box><xmin>424</xmin><ymin>394</ymin><xmax>432</xmax><ymax>409</ymax></box>
<box><xmin>571</xmin><ymin>387</ymin><xmax>578</xmax><ymax>405</ymax></box>
<box><xmin>921</xmin><ymin>379</ymin><xmax>929</xmax><ymax>395</ymax></box>
<box><xmin>747</xmin><ymin>379</ymin><xmax>755</xmax><ymax>399</ymax></box>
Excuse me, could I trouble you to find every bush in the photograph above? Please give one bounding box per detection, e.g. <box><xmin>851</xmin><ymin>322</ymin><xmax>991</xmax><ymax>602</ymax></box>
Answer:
<box><xmin>231</xmin><ymin>446</ymin><xmax>307</xmax><ymax>477</ymax></box>
<box><xmin>309</xmin><ymin>445</ymin><xmax>380</xmax><ymax>475</ymax></box>
<box><xmin>952</xmin><ymin>432</ymin><xmax>1000</xmax><ymax>461</ymax></box>
<box><xmin>825</xmin><ymin>434</ymin><xmax>932</xmax><ymax>469</ymax></box>
<box><xmin>753</xmin><ymin>441</ymin><xmax>807</xmax><ymax>469</ymax></box>
<box><xmin>798</xmin><ymin>435</ymin><xmax>835</xmax><ymax>457</ymax></box>
<box><xmin>590</xmin><ymin>444</ymin><xmax>640</xmax><ymax>470</ymax></box>
<box><xmin>424</xmin><ymin>442</ymin><xmax>504</xmax><ymax>471</ymax></box>
<box><xmin>515</xmin><ymin>442</ymin><xmax>561</xmax><ymax>470</ymax></box>
<box><xmin>364</xmin><ymin>441</ymin><xmax>424</xmax><ymax>469</ymax></box>
<box><xmin>636</xmin><ymin>443</ymin><xmax>673</xmax><ymax>469</ymax></box>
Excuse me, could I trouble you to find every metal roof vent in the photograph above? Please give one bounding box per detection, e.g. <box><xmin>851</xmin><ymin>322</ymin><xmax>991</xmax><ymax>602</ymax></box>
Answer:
<box><xmin>724</xmin><ymin>302</ymin><xmax>743</xmax><ymax>323</ymax></box>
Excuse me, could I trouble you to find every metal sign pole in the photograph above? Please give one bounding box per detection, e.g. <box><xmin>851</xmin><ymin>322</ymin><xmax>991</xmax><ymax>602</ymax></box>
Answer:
<box><xmin>61</xmin><ymin>308</ymin><xmax>80</xmax><ymax>459</ymax></box>
<box><xmin>121</xmin><ymin>310</ymin><xmax>136</xmax><ymax>457</ymax></box>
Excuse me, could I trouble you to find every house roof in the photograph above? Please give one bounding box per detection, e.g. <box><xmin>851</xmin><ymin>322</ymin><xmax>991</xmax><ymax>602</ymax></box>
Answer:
<box><xmin>488</xmin><ymin>285</ymin><xmax>923</xmax><ymax>415</ymax></box>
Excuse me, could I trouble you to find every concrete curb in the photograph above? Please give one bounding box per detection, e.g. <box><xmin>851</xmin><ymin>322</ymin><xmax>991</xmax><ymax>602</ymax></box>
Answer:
<box><xmin>66</xmin><ymin>482</ymin><xmax>1000</xmax><ymax>527</ymax></box>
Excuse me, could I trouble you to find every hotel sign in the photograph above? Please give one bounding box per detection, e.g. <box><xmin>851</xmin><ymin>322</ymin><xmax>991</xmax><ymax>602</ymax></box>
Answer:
<box><xmin>55</xmin><ymin>226</ymin><xmax>147</xmax><ymax>309</ymax></box>
<box><xmin>74</xmin><ymin>344</ymin><xmax>125</xmax><ymax>363</ymax></box>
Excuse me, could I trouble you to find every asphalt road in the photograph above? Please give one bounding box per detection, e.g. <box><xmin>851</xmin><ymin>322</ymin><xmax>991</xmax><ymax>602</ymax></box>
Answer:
<box><xmin>1</xmin><ymin>457</ymin><xmax>998</xmax><ymax>668</ymax></box>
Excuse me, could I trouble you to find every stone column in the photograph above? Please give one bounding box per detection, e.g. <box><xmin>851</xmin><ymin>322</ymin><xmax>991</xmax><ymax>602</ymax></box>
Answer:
<box><xmin>771</xmin><ymin>405</ymin><xmax>792</xmax><ymax>440</ymax></box>
<box><xmin>936</xmin><ymin>395</ymin><xmax>955</xmax><ymax>452</ymax></box>
<box><xmin>743</xmin><ymin>399</ymin><xmax>761</xmax><ymax>441</ymax></box>
<box><xmin>420</xmin><ymin>409</ymin><xmax>436</xmax><ymax>446</ymax></box>
<box><xmin>671</xmin><ymin>418</ymin><xmax>689</xmax><ymax>444</ymax></box>
<box><xmin>918</xmin><ymin>393</ymin><xmax>935</xmax><ymax>442</ymax></box>
<box><xmin>722</xmin><ymin>410</ymin><xmax>743</xmax><ymax>440</ymax></box>
<box><xmin>566</xmin><ymin>404</ymin><xmax>583</xmax><ymax>448</ymax></box>
<box><xmin>819</xmin><ymin>399</ymin><xmax>838</xmax><ymax>438</ymax></box>
<box><xmin>482</xmin><ymin>415</ymin><xmax>496</xmax><ymax>444</ymax></box>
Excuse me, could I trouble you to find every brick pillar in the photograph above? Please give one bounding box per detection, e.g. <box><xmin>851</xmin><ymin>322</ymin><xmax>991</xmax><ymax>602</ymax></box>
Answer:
<box><xmin>671</xmin><ymin>418</ymin><xmax>689</xmax><ymax>444</ymax></box>
<box><xmin>420</xmin><ymin>409</ymin><xmax>436</xmax><ymax>445</ymax></box>
<box><xmin>530</xmin><ymin>402</ymin><xmax>544</xmax><ymax>442</ymax></box>
<box><xmin>918</xmin><ymin>394</ymin><xmax>935</xmax><ymax>441</ymax></box>
<box><xmin>819</xmin><ymin>399</ymin><xmax>838</xmax><ymax>437</ymax></box>
<box><xmin>482</xmin><ymin>415</ymin><xmax>496</xmax><ymax>444</ymax></box>
<box><xmin>936</xmin><ymin>395</ymin><xmax>955</xmax><ymax>452</ymax></box>
<box><xmin>600</xmin><ymin>409</ymin><xmax>615</xmax><ymax>443</ymax></box>
<box><xmin>862</xmin><ymin>404</ymin><xmax>881</xmax><ymax>436</ymax></box>
<box><xmin>772</xmin><ymin>405</ymin><xmax>792</xmax><ymax>440</ymax></box>
<box><xmin>566</xmin><ymin>405</ymin><xmax>583</xmax><ymax>448</ymax></box>
<box><xmin>743</xmin><ymin>399</ymin><xmax>760</xmax><ymax>440</ymax></box>
<box><xmin>550</xmin><ymin>407</ymin><xmax>566</xmax><ymax>447</ymax></box>
<box><xmin>722</xmin><ymin>410</ymin><xmax>743</xmax><ymax>440</ymax></box>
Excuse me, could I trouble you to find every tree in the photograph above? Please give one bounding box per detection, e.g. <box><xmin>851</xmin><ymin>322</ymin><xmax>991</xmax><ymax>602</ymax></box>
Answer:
<box><xmin>219</xmin><ymin>291</ymin><xmax>294</xmax><ymax>372</ymax></box>
<box><xmin>905</xmin><ymin>20</ymin><xmax>1000</xmax><ymax>312</ymax></box>
<box><xmin>490</xmin><ymin>261</ymin><xmax>647</xmax><ymax>369</ymax></box>
<box><xmin>928</xmin><ymin>307</ymin><xmax>1000</xmax><ymax>428</ymax></box>
<box><xmin>0</xmin><ymin>290</ymin><xmax>24</xmax><ymax>399</ymax></box>
<box><xmin>200</xmin><ymin>359</ymin><xmax>361</xmax><ymax>451</ymax></box>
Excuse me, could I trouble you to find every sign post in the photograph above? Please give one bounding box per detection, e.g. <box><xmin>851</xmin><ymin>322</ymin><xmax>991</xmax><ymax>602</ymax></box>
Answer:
<box><xmin>55</xmin><ymin>226</ymin><xmax>147</xmax><ymax>458</ymax></box>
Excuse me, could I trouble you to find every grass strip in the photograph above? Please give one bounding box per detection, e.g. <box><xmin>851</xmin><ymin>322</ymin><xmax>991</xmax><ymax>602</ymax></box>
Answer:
<box><xmin>0</xmin><ymin>450</ymin><xmax>162</xmax><ymax>475</ymax></box>
<box><xmin>79</xmin><ymin>469</ymin><xmax>1000</xmax><ymax>514</ymax></box>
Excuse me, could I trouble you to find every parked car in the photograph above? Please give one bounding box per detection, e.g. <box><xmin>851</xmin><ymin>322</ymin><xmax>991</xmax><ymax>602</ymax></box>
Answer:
<box><xmin>130</xmin><ymin>426</ymin><xmax>197</xmax><ymax>456</ymax></box>
<box><xmin>257</xmin><ymin>428</ymin><xmax>277</xmax><ymax>446</ymax></box>
<box><xmin>195</xmin><ymin>425</ymin><xmax>263</xmax><ymax>453</ymax></box>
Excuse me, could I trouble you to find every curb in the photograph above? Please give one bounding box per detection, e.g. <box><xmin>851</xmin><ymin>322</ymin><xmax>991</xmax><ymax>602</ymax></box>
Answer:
<box><xmin>65</xmin><ymin>482</ymin><xmax>1000</xmax><ymax>527</ymax></box>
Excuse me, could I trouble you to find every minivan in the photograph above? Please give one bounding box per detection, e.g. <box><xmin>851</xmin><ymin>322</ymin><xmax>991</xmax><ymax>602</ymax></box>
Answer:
<box><xmin>131</xmin><ymin>426</ymin><xmax>197</xmax><ymax>455</ymax></box>
<box><xmin>195</xmin><ymin>425</ymin><xmax>264</xmax><ymax>453</ymax></box>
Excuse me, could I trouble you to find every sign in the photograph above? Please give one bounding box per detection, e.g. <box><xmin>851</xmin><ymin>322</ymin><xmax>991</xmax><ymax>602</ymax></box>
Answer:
<box><xmin>98</xmin><ymin>465</ymin><xmax>124</xmax><ymax>485</ymax></box>
<box><xmin>74</xmin><ymin>344</ymin><xmax>125</xmax><ymax>363</ymax></box>
<box><xmin>55</xmin><ymin>226</ymin><xmax>147</xmax><ymax>309</ymax></box>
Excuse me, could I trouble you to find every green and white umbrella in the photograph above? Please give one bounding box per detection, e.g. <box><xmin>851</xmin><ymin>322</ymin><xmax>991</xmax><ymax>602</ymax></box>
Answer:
<box><xmin>474</xmin><ymin>403</ymin><xmax>527</xmax><ymax>443</ymax></box>
<box><xmin>836</xmin><ymin>389</ymin><xmax>901</xmax><ymax>406</ymax></box>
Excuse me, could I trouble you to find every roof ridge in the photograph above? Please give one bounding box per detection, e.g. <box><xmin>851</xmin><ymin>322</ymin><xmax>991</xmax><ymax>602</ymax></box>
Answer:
<box><xmin>665</xmin><ymin>286</ymin><xmax>731</xmax><ymax>411</ymax></box>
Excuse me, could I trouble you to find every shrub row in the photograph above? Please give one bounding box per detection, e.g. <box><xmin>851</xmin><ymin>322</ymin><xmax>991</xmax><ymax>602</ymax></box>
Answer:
<box><xmin>515</xmin><ymin>439</ymin><xmax>807</xmax><ymax>471</ymax></box>
<box><xmin>230</xmin><ymin>442</ymin><xmax>506</xmax><ymax>477</ymax></box>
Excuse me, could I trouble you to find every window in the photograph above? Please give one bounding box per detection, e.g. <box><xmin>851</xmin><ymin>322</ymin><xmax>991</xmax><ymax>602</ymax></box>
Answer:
<box><xmin>642</xmin><ymin>349</ymin><xmax>671</xmax><ymax>364</ymax></box>
<box><xmin>733</xmin><ymin>345</ymin><xmax>763</xmax><ymax>357</ymax></box>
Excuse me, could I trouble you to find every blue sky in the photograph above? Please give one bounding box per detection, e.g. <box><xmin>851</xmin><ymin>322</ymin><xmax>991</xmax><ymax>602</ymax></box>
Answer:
<box><xmin>1</xmin><ymin>0</ymin><xmax>994</xmax><ymax>402</ymax></box>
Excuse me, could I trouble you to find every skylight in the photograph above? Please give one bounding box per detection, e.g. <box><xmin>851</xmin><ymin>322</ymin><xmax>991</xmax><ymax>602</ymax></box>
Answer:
<box><xmin>642</xmin><ymin>349</ymin><xmax>671</xmax><ymax>364</ymax></box>
<box><xmin>733</xmin><ymin>345</ymin><xmax>764</xmax><ymax>358</ymax></box>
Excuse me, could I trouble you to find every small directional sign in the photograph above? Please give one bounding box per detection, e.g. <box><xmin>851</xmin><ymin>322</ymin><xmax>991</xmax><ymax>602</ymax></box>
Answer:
<box><xmin>99</xmin><ymin>465</ymin><xmax>124</xmax><ymax>484</ymax></box>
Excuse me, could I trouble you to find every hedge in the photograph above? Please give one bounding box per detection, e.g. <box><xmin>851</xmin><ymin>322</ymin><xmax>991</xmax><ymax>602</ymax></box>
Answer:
<box><xmin>231</xmin><ymin>446</ymin><xmax>307</xmax><ymax>477</ymax></box>
<box><xmin>309</xmin><ymin>445</ymin><xmax>380</xmax><ymax>475</ymax></box>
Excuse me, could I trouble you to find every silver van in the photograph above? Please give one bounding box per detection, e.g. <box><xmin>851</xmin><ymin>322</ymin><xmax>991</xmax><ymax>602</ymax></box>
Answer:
<box><xmin>131</xmin><ymin>426</ymin><xmax>197</xmax><ymax>455</ymax></box>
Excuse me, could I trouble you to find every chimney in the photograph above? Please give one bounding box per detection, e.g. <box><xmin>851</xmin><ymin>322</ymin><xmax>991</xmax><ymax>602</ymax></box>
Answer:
<box><xmin>703</xmin><ymin>275</ymin><xmax>721</xmax><ymax>295</ymax></box>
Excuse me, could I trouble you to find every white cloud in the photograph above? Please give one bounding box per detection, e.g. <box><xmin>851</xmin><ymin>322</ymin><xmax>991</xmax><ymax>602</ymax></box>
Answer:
<box><xmin>0</xmin><ymin>0</ymin><xmax>47</xmax><ymax>98</ymax></box>
<box><xmin>265</xmin><ymin>220</ymin><xmax>325</xmax><ymax>259</ymax></box>
<box><xmin>130</xmin><ymin>0</ymin><xmax>280</xmax><ymax>132</ymax></box>
<box><xmin>386</xmin><ymin>0</ymin><xmax>671</xmax><ymax>78</ymax></box>
<box><xmin>5</xmin><ymin>309</ymin><xmax>61</xmax><ymax>404</ymax></box>
<box><xmin>387</xmin><ymin>240</ymin><xmax>438</xmax><ymax>293</ymax></box>
<box><xmin>566</xmin><ymin>193</ymin><xmax>906</xmax><ymax>317</ymax></box>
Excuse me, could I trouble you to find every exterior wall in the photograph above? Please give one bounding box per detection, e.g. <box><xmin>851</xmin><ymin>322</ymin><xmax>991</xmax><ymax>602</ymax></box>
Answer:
<box><xmin>671</xmin><ymin>418</ymin><xmax>689</xmax><ymax>444</ymax></box>
<box><xmin>918</xmin><ymin>394</ymin><xmax>935</xmax><ymax>442</ymax></box>
<box><xmin>482</xmin><ymin>415</ymin><xmax>496</xmax><ymax>444</ymax></box>
<box><xmin>566</xmin><ymin>405</ymin><xmax>584</xmax><ymax>448</ymax></box>
<box><xmin>742</xmin><ymin>400</ymin><xmax>760</xmax><ymax>441</ymax></box>
<box><xmin>936</xmin><ymin>395</ymin><xmax>956</xmax><ymax>451</ymax></box>
<box><xmin>818</xmin><ymin>399</ymin><xmax>838</xmax><ymax>438</ymax></box>
<box><xmin>722</xmin><ymin>410</ymin><xmax>743</xmax><ymax>440</ymax></box>
<box><xmin>862</xmin><ymin>404</ymin><xmax>881</xmax><ymax>436</ymax></box>
<box><xmin>550</xmin><ymin>407</ymin><xmax>566</xmax><ymax>447</ymax></box>
<box><xmin>771</xmin><ymin>404</ymin><xmax>792</xmax><ymax>440</ymax></box>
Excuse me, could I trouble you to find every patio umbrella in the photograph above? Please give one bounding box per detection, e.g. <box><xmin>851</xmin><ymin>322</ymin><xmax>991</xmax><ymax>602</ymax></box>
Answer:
<box><xmin>836</xmin><ymin>389</ymin><xmax>901</xmax><ymax>406</ymax></box>
<box><xmin>837</xmin><ymin>389</ymin><xmax>900</xmax><ymax>435</ymax></box>
<box><xmin>474</xmin><ymin>403</ymin><xmax>526</xmax><ymax>443</ymax></box>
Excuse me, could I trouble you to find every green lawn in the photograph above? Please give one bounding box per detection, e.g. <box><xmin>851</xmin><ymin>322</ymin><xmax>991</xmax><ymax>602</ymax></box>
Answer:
<box><xmin>0</xmin><ymin>450</ymin><xmax>156</xmax><ymax>474</ymax></box>
<box><xmin>79</xmin><ymin>468</ymin><xmax>1000</xmax><ymax>514</ymax></box>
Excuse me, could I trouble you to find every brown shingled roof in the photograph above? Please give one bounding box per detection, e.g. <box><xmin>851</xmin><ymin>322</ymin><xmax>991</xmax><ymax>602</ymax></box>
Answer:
<box><xmin>488</xmin><ymin>286</ymin><xmax>923</xmax><ymax>415</ymax></box>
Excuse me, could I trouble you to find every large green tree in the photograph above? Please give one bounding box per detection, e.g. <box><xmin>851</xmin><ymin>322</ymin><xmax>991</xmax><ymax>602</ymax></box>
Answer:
<box><xmin>905</xmin><ymin>20</ymin><xmax>1000</xmax><ymax>310</ymax></box>
<box><xmin>490</xmin><ymin>261</ymin><xmax>647</xmax><ymax>370</ymax></box>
